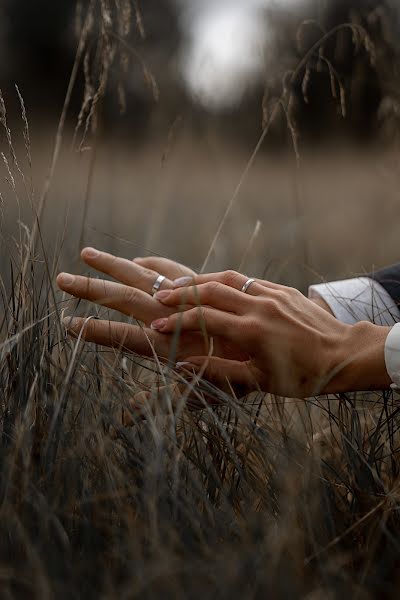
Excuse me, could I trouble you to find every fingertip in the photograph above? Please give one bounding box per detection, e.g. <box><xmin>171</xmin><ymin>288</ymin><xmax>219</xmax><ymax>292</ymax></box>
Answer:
<box><xmin>176</xmin><ymin>361</ymin><xmax>196</xmax><ymax>371</ymax></box>
<box><xmin>154</xmin><ymin>290</ymin><xmax>172</xmax><ymax>302</ymax></box>
<box><xmin>150</xmin><ymin>318</ymin><xmax>168</xmax><ymax>331</ymax></box>
<box><xmin>81</xmin><ymin>247</ymin><xmax>100</xmax><ymax>260</ymax></box>
<box><xmin>176</xmin><ymin>358</ymin><xmax>204</xmax><ymax>371</ymax></box>
<box><xmin>57</xmin><ymin>272</ymin><xmax>75</xmax><ymax>288</ymax></box>
<box><xmin>62</xmin><ymin>316</ymin><xmax>82</xmax><ymax>331</ymax></box>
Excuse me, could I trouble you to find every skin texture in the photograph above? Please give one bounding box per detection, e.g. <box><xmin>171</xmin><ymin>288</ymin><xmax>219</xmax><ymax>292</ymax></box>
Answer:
<box><xmin>151</xmin><ymin>271</ymin><xmax>392</xmax><ymax>397</ymax></box>
<box><xmin>57</xmin><ymin>249</ymin><xmax>245</xmax><ymax>364</ymax></box>
<box><xmin>57</xmin><ymin>248</ymin><xmax>392</xmax><ymax>400</ymax></box>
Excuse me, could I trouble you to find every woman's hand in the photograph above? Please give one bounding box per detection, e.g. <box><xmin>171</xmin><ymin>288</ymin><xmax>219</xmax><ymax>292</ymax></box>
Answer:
<box><xmin>57</xmin><ymin>248</ymin><xmax>195</xmax><ymax>325</ymax></box>
<box><xmin>56</xmin><ymin>248</ymin><xmax>241</xmax><ymax>364</ymax></box>
<box><xmin>150</xmin><ymin>270</ymin><xmax>392</xmax><ymax>398</ymax></box>
<box><xmin>120</xmin><ymin>380</ymin><xmax>225</xmax><ymax>426</ymax></box>
<box><xmin>133</xmin><ymin>255</ymin><xmax>196</xmax><ymax>282</ymax></box>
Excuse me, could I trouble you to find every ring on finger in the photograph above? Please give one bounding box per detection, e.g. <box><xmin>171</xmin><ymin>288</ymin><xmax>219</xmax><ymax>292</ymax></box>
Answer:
<box><xmin>241</xmin><ymin>278</ymin><xmax>256</xmax><ymax>294</ymax></box>
<box><xmin>151</xmin><ymin>274</ymin><xmax>166</xmax><ymax>296</ymax></box>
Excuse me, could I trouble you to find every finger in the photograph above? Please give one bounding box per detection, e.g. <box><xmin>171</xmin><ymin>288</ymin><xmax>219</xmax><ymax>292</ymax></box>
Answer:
<box><xmin>151</xmin><ymin>306</ymin><xmax>242</xmax><ymax>341</ymax></box>
<box><xmin>131</xmin><ymin>382</ymin><xmax>221</xmax><ymax>413</ymax></box>
<box><xmin>154</xmin><ymin>281</ymin><xmax>253</xmax><ymax>315</ymax></box>
<box><xmin>64</xmin><ymin>316</ymin><xmax>169</xmax><ymax>355</ymax></box>
<box><xmin>81</xmin><ymin>247</ymin><xmax>172</xmax><ymax>294</ymax></box>
<box><xmin>124</xmin><ymin>384</ymin><xmax>183</xmax><ymax>424</ymax></box>
<box><xmin>134</xmin><ymin>256</ymin><xmax>196</xmax><ymax>281</ymax></box>
<box><xmin>172</xmin><ymin>270</ymin><xmax>281</xmax><ymax>296</ymax></box>
<box><xmin>63</xmin><ymin>317</ymin><xmax>211</xmax><ymax>359</ymax></box>
<box><xmin>57</xmin><ymin>272</ymin><xmax>173</xmax><ymax>324</ymax></box>
<box><xmin>177</xmin><ymin>357</ymin><xmax>262</xmax><ymax>396</ymax></box>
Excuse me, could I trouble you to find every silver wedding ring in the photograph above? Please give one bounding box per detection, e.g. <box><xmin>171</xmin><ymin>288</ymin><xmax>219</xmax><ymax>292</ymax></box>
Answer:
<box><xmin>241</xmin><ymin>278</ymin><xmax>256</xmax><ymax>294</ymax></box>
<box><xmin>151</xmin><ymin>274</ymin><xmax>166</xmax><ymax>296</ymax></box>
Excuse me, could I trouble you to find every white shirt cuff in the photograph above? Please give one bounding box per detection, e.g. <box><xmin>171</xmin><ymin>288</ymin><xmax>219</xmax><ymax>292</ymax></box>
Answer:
<box><xmin>309</xmin><ymin>277</ymin><xmax>400</xmax><ymax>325</ymax></box>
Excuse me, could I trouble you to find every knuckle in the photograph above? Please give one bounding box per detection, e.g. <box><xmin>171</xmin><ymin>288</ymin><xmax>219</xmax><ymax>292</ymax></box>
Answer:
<box><xmin>144</xmin><ymin>268</ymin><xmax>156</xmax><ymax>279</ymax></box>
<box><xmin>205</xmin><ymin>281</ymin><xmax>222</xmax><ymax>296</ymax></box>
<box><xmin>272</xmin><ymin>289</ymin><xmax>286</xmax><ymax>303</ymax></box>
<box><xmin>124</xmin><ymin>287</ymin><xmax>138</xmax><ymax>305</ymax></box>
<box><xmin>262</xmin><ymin>298</ymin><xmax>280</xmax><ymax>315</ymax></box>
<box><xmin>286</xmin><ymin>286</ymin><xmax>301</xmax><ymax>298</ymax></box>
<box><xmin>193</xmin><ymin>306</ymin><xmax>207</xmax><ymax>324</ymax></box>
<box><xmin>279</xmin><ymin>286</ymin><xmax>303</xmax><ymax>306</ymax></box>
<box><xmin>292</xmin><ymin>288</ymin><xmax>304</xmax><ymax>302</ymax></box>
<box><xmin>221</xmin><ymin>270</ymin><xmax>239</xmax><ymax>287</ymax></box>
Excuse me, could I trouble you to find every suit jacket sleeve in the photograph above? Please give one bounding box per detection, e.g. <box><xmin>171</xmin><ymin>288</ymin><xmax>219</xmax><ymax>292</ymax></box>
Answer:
<box><xmin>369</xmin><ymin>264</ymin><xmax>400</xmax><ymax>308</ymax></box>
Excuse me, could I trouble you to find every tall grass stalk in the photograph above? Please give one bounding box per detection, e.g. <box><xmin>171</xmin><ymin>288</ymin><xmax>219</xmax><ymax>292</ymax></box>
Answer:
<box><xmin>0</xmin><ymin>7</ymin><xmax>399</xmax><ymax>599</ymax></box>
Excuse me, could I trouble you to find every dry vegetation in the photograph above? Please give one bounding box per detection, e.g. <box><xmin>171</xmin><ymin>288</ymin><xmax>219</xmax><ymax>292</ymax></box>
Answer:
<box><xmin>1</xmin><ymin>1</ymin><xmax>400</xmax><ymax>598</ymax></box>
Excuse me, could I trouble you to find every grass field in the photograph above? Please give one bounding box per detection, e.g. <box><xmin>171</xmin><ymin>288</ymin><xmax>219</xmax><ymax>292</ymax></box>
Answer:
<box><xmin>1</xmin><ymin>118</ymin><xmax>400</xmax><ymax>598</ymax></box>
<box><xmin>1</xmin><ymin>2</ymin><xmax>400</xmax><ymax>597</ymax></box>
<box><xmin>4</xmin><ymin>130</ymin><xmax>400</xmax><ymax>282</ymax></box>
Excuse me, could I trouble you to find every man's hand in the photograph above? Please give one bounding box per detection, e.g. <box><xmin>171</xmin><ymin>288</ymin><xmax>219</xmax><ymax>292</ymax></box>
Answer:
<box><xmin>150</xmin><ymin>270</ymin><xmax>391</xmax><ymax>397</ymax></box>
<box><xmin>311</xmin><ymin>296</ymin><xmax>334</xmax><ymax>315</ymax></box>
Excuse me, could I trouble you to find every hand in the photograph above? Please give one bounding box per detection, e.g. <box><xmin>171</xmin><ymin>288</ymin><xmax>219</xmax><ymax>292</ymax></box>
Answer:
<box><xmin>56</xmin><ymin>248</ymin><xmax>241</xmax><ymax>364</ymax></box>
<box><xmin>119</xmin><ymin>380</ymin><xmax>224</xmax><ymax>427</ymax></box>
<box><xmin>58</xmin><ymin>248</ymin><xmax>196</xmax><ymax>324</ymax></box>
<box><xmin>133</xmin><ymin>255</ymin><xmax>196</xmax><ymax>282</ymax></box>
<box><xmin>150</xmin><ymin>270</ymin><xmax>391</xmax><ymax>398</ymax></box>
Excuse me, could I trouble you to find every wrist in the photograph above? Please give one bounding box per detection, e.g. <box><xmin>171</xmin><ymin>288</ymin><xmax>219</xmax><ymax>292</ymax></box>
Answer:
<box><xmin>324</xmin><ymin>322</ymin><xmax>391</xmax><ymax>394</ymax></box>
<box><xmin>311</xmin><ymin>297</ymin><xmax>334</xmax><ymax>316</ymax></box>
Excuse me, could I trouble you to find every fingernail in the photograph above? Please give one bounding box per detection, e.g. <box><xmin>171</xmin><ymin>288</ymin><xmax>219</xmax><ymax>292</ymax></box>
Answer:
<box><xmin>82</xmin><ymin>247</ymin><xmax>99</xmax><ymax>259</ymax></box>
<box><xmin>154</xmin><ymin>290</ymin><xmax>171</xmax><ymax>301</ymax></box>
<box><xmin>58</xmin><ymin>273</ymin><xmax>75</xmax><ymax>287</ymax></box>
<box><xmin>176</xmin><ymin>362</ymin><xmax>196</xmax><ymax>370</ymax></box>
<box><xmin>151</xmin><ymin>318</ymin><xmax>168</xmax><ymax>331</ymax></box>
<box><xmin>173</xmin><ymin>276</ymin><xmax>193</xmax><ymax>288</ymax></box>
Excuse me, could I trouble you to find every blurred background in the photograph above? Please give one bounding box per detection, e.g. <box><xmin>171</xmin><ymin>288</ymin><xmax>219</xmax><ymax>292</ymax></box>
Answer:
<box><xmin>1</xmin><ymin>0</ymin><xmax>400</xmax><ymax>290</ymax></box>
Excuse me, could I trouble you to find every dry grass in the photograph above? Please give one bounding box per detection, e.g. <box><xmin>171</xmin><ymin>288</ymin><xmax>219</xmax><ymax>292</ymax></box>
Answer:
<box><xmin>1</xmin><ymin>2</ymin><xmax>400</xmax><ymax>598</ymax></box>
<box><xmin>1</xmin><ymin>210</ymin><xmax>400</xmax><ymax>597</ymax></box>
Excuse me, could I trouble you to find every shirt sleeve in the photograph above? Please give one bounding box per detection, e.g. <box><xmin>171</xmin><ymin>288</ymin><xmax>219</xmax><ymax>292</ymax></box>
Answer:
<box><xmin>309</xmin><ymin>276</ymin><xmax>400</xmax><ymax>325</ymax></box>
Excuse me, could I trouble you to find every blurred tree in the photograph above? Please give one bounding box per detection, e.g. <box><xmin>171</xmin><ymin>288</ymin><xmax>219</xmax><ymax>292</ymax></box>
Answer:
<box><xmin>2</xmin><ymin>0</ymin><xmax>75</xmax><ymax>115</ymax></box>
<box><xmin>0</xmin><ymin>0</ymin><xmax>399</xmax><ymax>146</ymax></box>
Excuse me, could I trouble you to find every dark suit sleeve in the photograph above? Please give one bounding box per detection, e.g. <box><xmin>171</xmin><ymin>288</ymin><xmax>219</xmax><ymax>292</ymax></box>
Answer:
<box><xmin>370</xmin><ymin>264</ymin><xmax>400</xmax><ymax>306</ymax></box>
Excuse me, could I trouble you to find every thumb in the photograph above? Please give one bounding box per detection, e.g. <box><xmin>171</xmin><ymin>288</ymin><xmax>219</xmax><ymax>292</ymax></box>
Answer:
<box><xmin>176</xmin><ymin>357</ymin><xmax>262</xmax><ymax>397</ymax></box>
